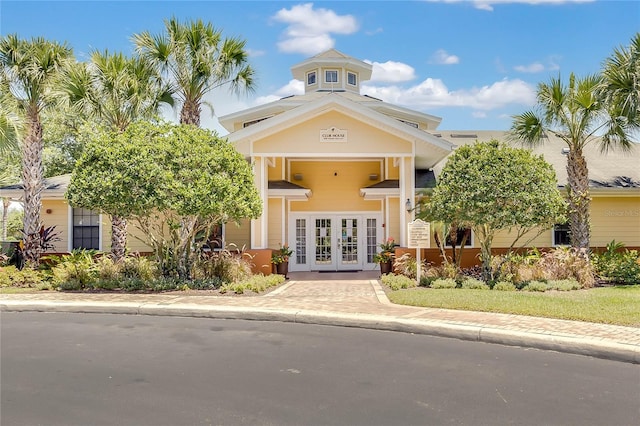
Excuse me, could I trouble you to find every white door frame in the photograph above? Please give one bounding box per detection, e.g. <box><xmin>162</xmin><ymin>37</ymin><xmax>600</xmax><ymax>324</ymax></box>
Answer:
<box><xmin>288</xmin><ymin>212</ymin><xmax>383</xmax><ymax>272</ymax></box>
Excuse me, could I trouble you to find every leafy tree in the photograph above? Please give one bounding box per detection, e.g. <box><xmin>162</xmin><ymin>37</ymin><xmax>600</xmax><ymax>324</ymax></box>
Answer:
<box><xmin>40</xmin><ymin>107</ymin><xmax>95</xmax><ymax>178</ymax></box>
<box><xmin>426</xmin><ymin>140</ymin><xmax>566</xmax><ymax>282</ymax></box>
<box><xmin>510</xmin><ymin>71</ymin><xmax>637</xmax><ymax>251</ymax></box>
<box><xmin>58</xmin><ymin>50</ymin><xmax>173</xmax><ymax>260</ymax></box>
<box><xmin>0</xmin><ymin>35</ymin><xmax>73</xmax><ymax>267</ymax></box>
<box><xmin>66</xmin><ymin>121</ymin><xmax>262</xmax><ymax>278</ymax></box>
<box><xmin>133</xmin><ymin>17</ymin><xmax>255</xmax><ymax>126</ymax></box>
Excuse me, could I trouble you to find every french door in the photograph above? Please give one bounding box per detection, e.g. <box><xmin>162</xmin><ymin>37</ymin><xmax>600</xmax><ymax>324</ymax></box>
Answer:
<box><xmin>289</xmin><ymin>213</ymin><xmax>382</xmax><ymax>271</ymax></box>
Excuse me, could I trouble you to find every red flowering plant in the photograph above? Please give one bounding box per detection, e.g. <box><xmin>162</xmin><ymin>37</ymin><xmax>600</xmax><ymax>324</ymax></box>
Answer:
<box><xmin>374</xmin><ymin>237</ymin><xmax>397</xmax><ymax>264</ymax></box>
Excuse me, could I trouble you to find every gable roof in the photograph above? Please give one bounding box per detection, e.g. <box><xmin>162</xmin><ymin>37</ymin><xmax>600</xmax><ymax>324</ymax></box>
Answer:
<box><xmin>219</xmin><ymin>90</ymin><xmax>442</xmax><ymax>133</ymax></box>
<box><xmin>0</xmin><ymin>174</ymin><xmax>70</xmax><ymax>200</ymax></box>
<box><xmin>225</xmin><ymin>92</ymin><xmax>455</xmax><ymax>168</ymax></box>
<box><xmin>433</xmin><ymin>131</ymin><xmax>640</xmax><ymax>193</ymax></box>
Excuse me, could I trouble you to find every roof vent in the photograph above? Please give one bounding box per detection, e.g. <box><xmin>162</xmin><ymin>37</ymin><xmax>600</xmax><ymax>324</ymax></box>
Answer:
<box><xmin>561</xmin><ymin>147</ymin><xmax>570</xmax><ymax>155</ymax></box>
<box><xmin>450</xmin><ymin>133</ymin><xmax>478</xmax><ymax>138</ymax></box>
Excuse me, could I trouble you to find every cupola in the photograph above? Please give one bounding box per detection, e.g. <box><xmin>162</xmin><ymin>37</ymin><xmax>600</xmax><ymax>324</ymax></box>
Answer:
<box><xmin>290</xmin><ymin>48</ymin><xmax>373</xmax><ymax>95</ymax></box>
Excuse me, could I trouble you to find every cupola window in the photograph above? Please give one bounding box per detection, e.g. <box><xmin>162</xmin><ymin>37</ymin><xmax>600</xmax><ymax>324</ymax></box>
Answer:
<box><xmin>347</xmin><ymin>72</ymin><xmax>357</xmax><ymax>86</ymax></box>
<box><xmin>307</xmin><ymin>71</ymin><xmax>316</xmax><ymax>85</ymax></box>
<box><xmin>325</xmin><ymin>70</ymin><xmax>338</xmax><ymax>83</ymax></box>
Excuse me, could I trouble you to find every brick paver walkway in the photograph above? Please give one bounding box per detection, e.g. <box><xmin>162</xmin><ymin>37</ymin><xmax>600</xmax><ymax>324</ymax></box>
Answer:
<box><xmin>2</xmin><ymin>278</ymin><xmax>639</xmax><ymax>349</ymax></box>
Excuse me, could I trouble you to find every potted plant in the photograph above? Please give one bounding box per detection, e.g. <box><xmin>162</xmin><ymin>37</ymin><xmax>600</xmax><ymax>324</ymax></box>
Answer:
<box><xmin>374</xmin><ymin>237</ymin><xmax>396</xmax><ymax>275</ymax></box>
<box><xmin>271</xmin><ymin>244</ymin><xmax>294</xmax><ymax>278</ymax></box>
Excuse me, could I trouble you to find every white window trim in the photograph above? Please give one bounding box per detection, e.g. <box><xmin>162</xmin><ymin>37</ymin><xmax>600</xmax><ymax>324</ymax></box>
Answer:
<box><xmin>67</xmin><ymin>205</ymin><xmax>103</xmax><ymax>252</ymax></box>
<box><xmin>306</xmin><ymin>70</ymin><xmax>317</xmax><ymax>86</ymax></box>
<box><xmin>347</xmin><ymin>71</ymin><xmax>357</xmax><ymax>86</ymax></box>
<box><xmin>325</xmin><ymin>69</ymin><xmax>339</xmax><ymax>83</ymax></box>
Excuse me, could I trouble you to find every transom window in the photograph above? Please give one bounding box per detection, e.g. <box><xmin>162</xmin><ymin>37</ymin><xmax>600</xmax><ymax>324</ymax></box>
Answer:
<box><xmin>72</xmin><ymin>207</ymin><xmax>99</xmax><ymax>250</ymax></box>
<box><xmin>325</xmin><ymin>70</ymin><xmax>338</xmax><ymax>83</ymax></box>
<box><xmin>347</xmin><ymin>72</ymin><xmax>357</xmax><ymax>86</ymax></box>
<box><xmin>307</xmin><ymin>71</ymin><xmax>316</xmax><ymax>85</ymax></box>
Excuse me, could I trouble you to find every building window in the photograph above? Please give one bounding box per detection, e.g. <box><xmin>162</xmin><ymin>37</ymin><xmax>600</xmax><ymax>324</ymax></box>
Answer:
<box><xmin>366</xmin><ymin>218</ymin><xmax>377</xmax><ymax>263</ymax></box>
<box><xmin>296</xmin><ymin>219</ymin><xmax>307</xmax><ymax>265</ymax></box>
<box><xmin>553</xmin><ymin>223</ymin><xmax>571</xmax><ymax>246</ymax></box>
<box><xmin>307</xmin><ymin>71</ymin><xmax>316</xmax><ymax>85</ymax></box>
<box><xmin>347</xmin><ymin>72</ymin><xmax>357</xmax><ymax>86</ymax></box>
<box><xmin>72</xmin><ymin>208</ymin><xmax>99</xmax><ymax>250</ymax></box>
<box><xmin>325</xmin><ymin>70</ymin><xmax>338</xmax><ymax>83</ymax></box>
<box><xmin>243</xmin><ymin>116</ymin><xmax>271</xmax><ymax>128</ymax></box>
<box><xmin>445</xmin><ymin>227</ymin><xmax>473</xmax><ymax>247</ymax></box>
<box><xmin>398</xmin><ymin>118</ymin><xmax>419</xmax><ymax>128</ymax></box>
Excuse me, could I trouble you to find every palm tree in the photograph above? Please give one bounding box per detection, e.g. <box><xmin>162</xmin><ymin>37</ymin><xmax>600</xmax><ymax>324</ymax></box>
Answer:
<box><xmin>133</xmin><ymin>17</ymin><xmax>255</xmax><ymax>126</ymax></box>
<box><xmin>0</xmin><ymin>35</ymin><xmax>72</xmax><ymax>267</ymax></box>
<box><xmin>599</xmin><ymin>33</ymin><xmax>640</xmax><ymax>145</ymax></box>
<box><xmin>510</xmin><ymin>73</ymin><xmax>636</xmax><ymax>251</ymax></box>
<box><xmin>0</xmin><ymin>94</ymin><xmax>22</xmax><ymax>243</ymax></box>
<box><xmin>58</xmin><ymin>50</ymin><xmax>172</xmax><ymax>261</ymax></box>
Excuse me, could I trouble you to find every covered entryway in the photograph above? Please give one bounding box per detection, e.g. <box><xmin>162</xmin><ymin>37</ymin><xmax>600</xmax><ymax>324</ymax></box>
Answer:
<box><xmin>289</xmin><ymin>213</ymin><xmax>382</xmax><ymax>272</ymax></box>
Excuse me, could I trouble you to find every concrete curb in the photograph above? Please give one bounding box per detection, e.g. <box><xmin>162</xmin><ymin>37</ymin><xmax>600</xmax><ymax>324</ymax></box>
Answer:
<box><xmin>2</xmin><ymin>300</ymin><xmax>638</xmax><ymax>364</ymax></box>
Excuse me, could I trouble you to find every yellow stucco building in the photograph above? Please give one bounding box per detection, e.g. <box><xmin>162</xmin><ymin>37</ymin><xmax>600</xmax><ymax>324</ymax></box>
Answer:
<box><xmin>2</xmin><ymin>49</ymin><xmax>639</xmax><ymax>271</ymax></box>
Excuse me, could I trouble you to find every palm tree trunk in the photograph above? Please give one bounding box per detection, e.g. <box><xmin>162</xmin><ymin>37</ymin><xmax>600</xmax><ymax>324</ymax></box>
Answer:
<box><xmin>566</xmin><ymin>148</ymin><xmax>591</xmax><ymax>250</ymax></box>
<box><xmin>21</xmin><ymin>112</ymin><xmax>44</xmax><ymax>267</ymax></box>
<box><xmin>180</xmin><ymin>100</ymin><xmax>201</xmax><ymax>126</ymax></box>
<box><xmin>110</xmin><ymin>215</ymin><xmax>127</xmax><ymax>261</ymax></box>
<box><xmin>2</xmin><ymin>197</ymin><xmax>9</xmax><ymax>241</ymax></box>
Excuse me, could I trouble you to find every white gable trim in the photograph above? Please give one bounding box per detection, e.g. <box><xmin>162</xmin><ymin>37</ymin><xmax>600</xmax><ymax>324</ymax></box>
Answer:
<box><xmin>226</xmin><ymin>94</ymin><xmax>454</xmax><ymax>156</ymax></box>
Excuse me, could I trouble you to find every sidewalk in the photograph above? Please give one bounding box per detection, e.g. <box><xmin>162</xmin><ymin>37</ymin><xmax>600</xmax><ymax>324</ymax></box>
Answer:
<box><xmin>2</xmin><ymin>276</ymin><xmax>639</xmax><ymax>364</ymax></box>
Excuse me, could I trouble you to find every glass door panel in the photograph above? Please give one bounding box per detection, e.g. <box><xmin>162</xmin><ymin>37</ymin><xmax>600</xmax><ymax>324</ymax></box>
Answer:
<box><xmin>315</xmin><ymin>218</ymin><xmax>332</xmax><ymax>266</ymax></box>
<box><xmin>340</xmin><ymin>218</ymin><xmax>358</xmax><ymax>267</ymax></box>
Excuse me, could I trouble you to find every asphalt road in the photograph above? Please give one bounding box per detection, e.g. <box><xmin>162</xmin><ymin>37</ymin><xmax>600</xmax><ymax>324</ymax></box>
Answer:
<box><xmin>1</xmin><ymin>312</ymin><xmax>639</xmax><ymax>426</ymax></box>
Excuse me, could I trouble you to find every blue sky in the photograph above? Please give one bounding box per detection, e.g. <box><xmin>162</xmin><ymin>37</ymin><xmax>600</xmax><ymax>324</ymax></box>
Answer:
<box><xmin>2</xmin><ymin>1</ymin><xmax>638</xmax><ymax>135</ymax></box>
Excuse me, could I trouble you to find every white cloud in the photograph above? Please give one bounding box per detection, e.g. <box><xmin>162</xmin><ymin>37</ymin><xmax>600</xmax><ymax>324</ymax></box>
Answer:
<box><xmin>364</xmin><ymin>60</ymin><xmax>416</xmax><ymax>83</ymax></box>
<box><xmin>365</xmin><ymin>27</ymin><xmax>384</xmax><ymax>36</ymax></box>
<box><xmin>361</xmin><ymin>77</ymin><xmax>536</xmax><ymax>110</ymax></box>
<box><xmin>426</xmin><ymin>0</ymin><xmax>594</xmax><ymax>12</ymax></box>
<box><xmin>513</xmin><ymin>56</ymin><xmax>563</xmax><ymax>73</ymax></box>
<box><xmin>472</xmin><ymin>111</ymin><xmax>488</xmax><ymax>118</ymax></box>
<box><xmin>246</xmin><ymin>48</ymin><xmax>266</xmax><ymax>57</ymax></box>
<box><xmin>430</xmin><ymin>49</ymin><xmax>460</xmax><ymax>65</ymax></box>
<box><xmin>271</xmin><ymin>3</ymin><xmax>359</xmax><ymax>55</ymax></box>
<box><xmin>514</xmin><ymin>62</ymin><xmax>545</xmax><ymax>73</ymax></box>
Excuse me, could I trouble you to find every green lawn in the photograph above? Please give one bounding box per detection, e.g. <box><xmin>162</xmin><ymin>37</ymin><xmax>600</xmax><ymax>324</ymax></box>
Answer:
<box><xmin>387</xmin><ymin>286</ymin><xmax>640</xmax><ymax>327</ymax></box>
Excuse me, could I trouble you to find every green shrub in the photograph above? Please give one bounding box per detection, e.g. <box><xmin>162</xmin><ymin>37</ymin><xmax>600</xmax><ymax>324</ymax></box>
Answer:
<box><xmin>192</xmin><ymin>249</ymin><xmax>253</xmax><ymax>283</ymax></box>
<box><xmin>51</xmin><ymin>250</ymin><xmax>97</xmax><ymax>290</ymax></box>
<box><xmin>119</xmin><ymin>278</ymin><xmax>149</xmax><ymax>292</ymax></box>
<box><xmin>461</xmin><ymin>277</ymin><xmax>489</xmax><ymax>290</ymax></box>
<box><xmin>122</xmin><ymin>256</ymin><xmax>157</xmax><ymax>281</ymax></box>
<box><xmin>493</xmin><ymin>281</ymin><xmax>517</xmax><ymax>291</ymax></box>
<box><xmin>493</xmin><ymin>248</ymin><xmax>594</xmax><ymax>288</ymax></box>
<box><xmin>592</xmin><ymin>241</ymin><xmax>640</xmax><ymax>285</ymax></box>
<box><xmin>430</xmin><ymin>278</ymin><xmax>457</xmax><ymax>289</ymax></box>
<box><xmin>187</xmin><ymin>277</ymin><xmax>224</xmax><ymax>290</ymax></box>
<box><xmin>546</xmin><ymin>279</ymin><xmax>581</xmax><ymax>291</ymax></box>
<box><xmin>0</xmin><ymin>266</ymin><xmax>47</xmax><ymax>288</ymax></box>
<box><xmin>95</xmin><ymin>256</ymin><xmax>121</xmax><ymax>281</ymax></box>
<box><xmin>92</xmin><ymin>279</ymin><xmax>120</xmax><ymax>291</ymax></box>
<box><xmin>419</xmin><ymin>275</ymin><xmax>437</xmax><ymax>287</ymax></box>
<box><xmin>148</xmin><ymin>277</ymin><xmax>183</xmax><ymax>292</ymax></box>
<box><xmin>522</xmin><ymin>281</ymin><xmax>547</xmax><ymax>292</ymax></box>
<box><xmin>381</xmin><ymin>273</ymin><xmax>417</xmax><ymax>291</ymax></box>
